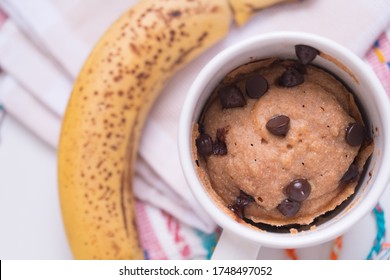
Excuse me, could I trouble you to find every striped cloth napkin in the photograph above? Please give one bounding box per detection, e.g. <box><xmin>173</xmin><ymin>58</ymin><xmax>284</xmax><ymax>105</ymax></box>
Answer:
<box><xmin>0</xmin><ymin>0</ymin><xmax>389</xmax><ymax>259</ymax></box>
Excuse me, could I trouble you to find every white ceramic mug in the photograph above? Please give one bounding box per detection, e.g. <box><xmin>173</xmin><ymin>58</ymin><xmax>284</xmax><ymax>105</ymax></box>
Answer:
<box><xmin>178</xmin><ymin>32</ymin><xmax>390</xmax><ymax>259</ymax></box>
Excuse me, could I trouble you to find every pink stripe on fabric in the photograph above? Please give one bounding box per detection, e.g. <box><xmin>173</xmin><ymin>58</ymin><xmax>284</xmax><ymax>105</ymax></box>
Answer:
<box><xmin>365</xmin><ymin>33</ymin><xmax>390</xmax><ymax>96</ymax></box>
<box><xmin>366</xmin><ymin>51</ymin><xmax>390</xmax><ymax>95</ymax></box>
<box><xmin>164</xmin><ymin>210</ymin><xmax>191</xmax><ymax>259</ymax></box>
<box><xmin>135</xmin><ymin>201</ymin><xmax>168</xmax><ymax>260</ymax></box>
<box><xmin>0</xmin><ymin>9</ymin><xmax>7</xmax><ymax>26</ymax></box>
<box><xmin>377</xmin><ymin>33</ymin><xmax>390</xmax><ymax>64</ymax></box>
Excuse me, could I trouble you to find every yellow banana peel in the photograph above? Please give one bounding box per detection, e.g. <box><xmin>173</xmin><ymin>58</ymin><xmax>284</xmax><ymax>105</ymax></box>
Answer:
<box><xmin>229</xmin><ymin>0</ymin><xmax>297</xmax><ymax>26</ymax></box>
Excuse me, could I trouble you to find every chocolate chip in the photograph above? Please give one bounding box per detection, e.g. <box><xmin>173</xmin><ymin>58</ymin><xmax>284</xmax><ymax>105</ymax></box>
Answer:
<box><xmin>340</xmin><ymin>163</ymin><xmax>359</xmax><ymax>183</ymax></box>
<box><xmin>345</xmin><ymin>123</ymin><xmax>365</xmax><ymax>146</ymax></box>
<box><xmin>228</xmin><ymin>191</ymin><xmax>254</xmax><ymax>218</ymax></box>
<box><xmin>198</xmin><ymin>123</ymin><xmax>205</xmax><ymax>134</ymax></box>
<box><xmin>295</xmin><ymin>45</ymin><xmax>319</xmax><ymax>64</ymax></box>
<box><xmin>290</xmin><ymin>62</ymin><xmax>307</xmax><ymax>74</ymax></box>
<box><xmin>229</xmin><ymin>204</ymin><xmax>244</xmax><ymax>218</ymax></box>
<box><xmin>169</xmin><ymin>10</ymin><xmax>181</xmax><ymax>17</ymax></box>
<box><xmin>266</xmin><ymin>115</ymin><xmax>290</xmax><ymax>136</ymax></box>
<box><xmin>277</xmin><ymin>199</ymin><xmax>301</xmax><ymax>217</ymax></box>
<box><xmin>219</xmin><ymin>85</ymin><xmax>246</xmax><ymax>109</ymax></box>
<box><xmin>279</xmin><ymin>68</ymin><xmax>304</xmax><ymax>87</ymax></box>
<box><xmin>213</xmin><ymin>128</ymin><xmax>228</xmax><ymax>156</ymax></box>
<box><xmin>213</xmin><ymin>140</ymin><xmax>227</xmax><ymax>155</ymax></box>
<box><xmin>195</xmin><ymin>133</ymin><xmax>213</xmax><ymax>156</ymax></box>
<box><xmin>285</xmin><ymin>179</ymin><xmax>311</xmax><ymax>202</ymax></box>
<box><xmin>245</xmin><ymin>74</ymin><xmax>268</xmax><ymax>99</ymax></box>
<box><xmin>236</xmin><ymin>191</ymin><xmax>254</xmax><ymax>206</ymax></box>
<box><xmin>216</xmin><ymin>127</ymin><xmax>227</xmax><ymax>140</ymax></box>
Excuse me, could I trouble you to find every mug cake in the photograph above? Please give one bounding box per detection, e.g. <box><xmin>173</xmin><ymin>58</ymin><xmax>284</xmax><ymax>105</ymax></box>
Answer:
<box><xmin>193</xmin><ymin>45</ymin><xmax>373</xmax><ymax>229</ymax></box>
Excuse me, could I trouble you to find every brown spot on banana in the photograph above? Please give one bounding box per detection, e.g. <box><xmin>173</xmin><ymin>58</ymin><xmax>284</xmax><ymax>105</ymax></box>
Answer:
<box><xmin>58</xmin><ymin>0</ymin><xmax>297</xmax><ymax>260</ymax></box>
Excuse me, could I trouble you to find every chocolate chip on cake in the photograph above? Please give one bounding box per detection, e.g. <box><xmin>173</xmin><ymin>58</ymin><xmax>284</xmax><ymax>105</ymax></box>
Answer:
<box><xmin>228</xmin><ymin>191</ymin><xmax>254</xmax><ymax>218</ymax></box>
<box><xmin>198</xmin><ymin>123</ymin><xmax>205</xmax><ymax>134</ymax></box>
<box><xmin>195</xmin><ymin>133</ymin><xmax>213</xmax><ymax>156</ymax></box>
<box><xmin>285</xmin><ymin>178</ymin><xmax>311</xmax><ymax>202</ymax></box>
<box><xmin>290</xmin><ymin>62</ymin><xmax>307</xmax><ymax>74</ymax></box>
<box><xmin>219</xmin><ymin>85</ymin><xmax>246</xmax><ymax>109</ymax></box>
<box><xmin>266</xmin><ymin>115</ymin><xmax>290</xmax><ymax>137</ymax></box>
<box><xmin>279</xmin><ymin>68</ymin><xmax>304</xmax><ymax>87</ymax></box>
<box><xmin>228</xmin><ymin>204</ymin><xmax>244</xmax><ymax>218</ymax></box>
<box><xmin>277</xmin><ymin>199</ymin><xmax>301</xmax><ymax>217</ymax></box>
<box><xmin>295</xmin><ymin>44</ymin><xmax>319</xmax><ymax>64</ymax></box>
<box><xmin>245</xmin><ymin>74</ymin><xmax>268</xmax><ymax>99</ymax></box>
<box><xmin>213</xmin><ymin>140</ymin><xmax>227</xmax><ymax>155</ymax></box>
<box><xmin>340</xmin><ymin>163</ymin><xmax>359</xmax><ymax>183</ymax></box>
<box><xmin>213</xmin><ymin>128</ymin><xmax>228</xmax><ymax>155</ymax></box>
<box><xmin>345</xmin><ymin>123</ymin><xmax>365</xmax><ymax>146</ymax></box>
<box><xmin>236</xmin><ymin>190</ymin><xmax>254</xmax><ymax>206</ymax></box>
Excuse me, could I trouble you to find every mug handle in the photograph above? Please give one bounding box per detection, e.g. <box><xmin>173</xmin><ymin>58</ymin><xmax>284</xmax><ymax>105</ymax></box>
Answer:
<box><xmin>211</xmin><ymin>229</ymin><xmax>262</xmax><ymax>259</ymax></box>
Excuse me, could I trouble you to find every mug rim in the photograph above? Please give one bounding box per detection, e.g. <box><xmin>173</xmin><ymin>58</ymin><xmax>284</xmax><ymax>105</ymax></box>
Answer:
<box><xmin>178</xmin><ymin>31</ymin><xmax>390</xmax><ymax>248</ymax></box>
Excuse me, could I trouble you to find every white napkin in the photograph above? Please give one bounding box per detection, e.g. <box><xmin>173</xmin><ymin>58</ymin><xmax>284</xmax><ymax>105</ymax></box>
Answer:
<box><xmin>0</xmin><ymin>0</ymin><xmax>389</xmax><ymax>234</ymax></box>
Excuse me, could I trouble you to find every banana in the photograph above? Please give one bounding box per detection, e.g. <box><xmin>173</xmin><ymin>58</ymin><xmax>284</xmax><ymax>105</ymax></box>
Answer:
<box><xmin>58</xmin><ymin>0</ymin><xmax>295</xmax><ymax>260</ymax></box>
<box><xmin>228</xmin><ymin>0</ymin><xmax>298</xmax><ymax>26</ymax></box>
